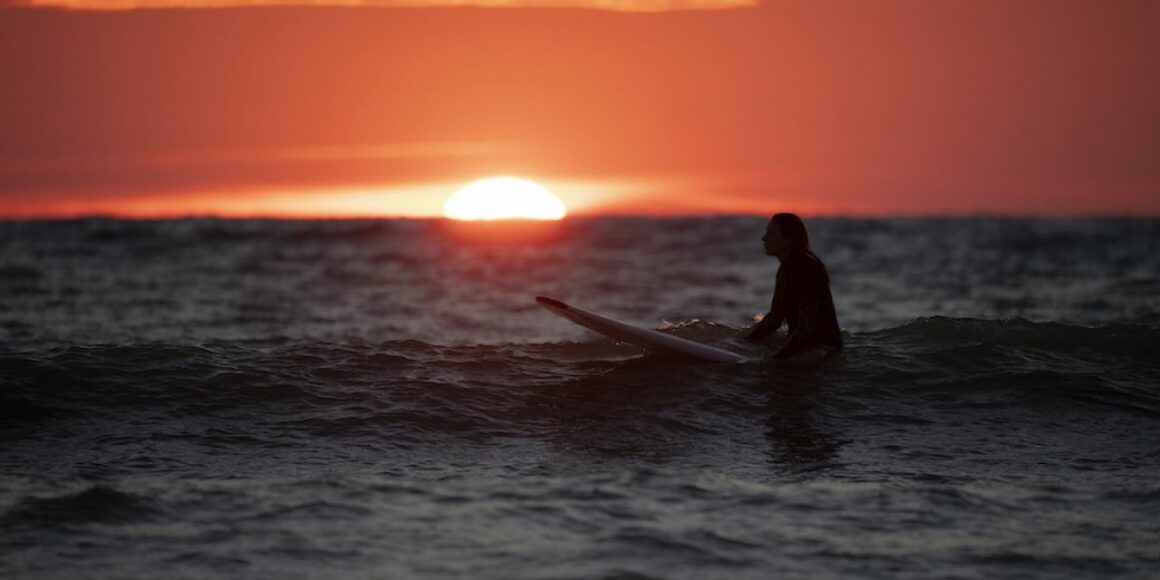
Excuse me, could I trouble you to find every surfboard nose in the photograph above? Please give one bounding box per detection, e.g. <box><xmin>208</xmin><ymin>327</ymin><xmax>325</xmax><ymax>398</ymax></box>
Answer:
<box><xmin>535</xmin><ymin>296</ymin><xmax>569</xmax><ymax>310</ymax></box>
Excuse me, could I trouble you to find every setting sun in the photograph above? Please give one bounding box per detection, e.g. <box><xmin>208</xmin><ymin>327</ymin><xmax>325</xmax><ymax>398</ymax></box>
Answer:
<box><xmin>443</xmin><ymin>177</ymin><xmax>568</xmax><ymax>221</ymax></box>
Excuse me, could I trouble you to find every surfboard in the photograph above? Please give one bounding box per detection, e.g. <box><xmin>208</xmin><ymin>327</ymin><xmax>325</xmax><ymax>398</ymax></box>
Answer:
<box><xmin>535</xmin><ymin>296</ymin><xmax>747</xmax><ymax>363</ymax></box>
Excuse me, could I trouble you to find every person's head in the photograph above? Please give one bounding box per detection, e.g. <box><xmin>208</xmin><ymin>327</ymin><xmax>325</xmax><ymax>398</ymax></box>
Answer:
<box><xmin>762</xmin><ymin>213</ymin><xmax>811</xmax><ymax>258</ymax></box>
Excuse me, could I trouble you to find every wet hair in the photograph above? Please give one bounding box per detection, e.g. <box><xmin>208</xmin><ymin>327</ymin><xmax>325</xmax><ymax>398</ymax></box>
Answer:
<box><xmin>771</xmin><ymin>213</ymin><xmax>811</xmax><ymax>254</ymax></box>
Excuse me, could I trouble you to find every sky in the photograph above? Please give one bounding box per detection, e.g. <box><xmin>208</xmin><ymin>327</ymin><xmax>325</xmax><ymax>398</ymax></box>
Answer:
<box><xmin>0</xmin><ymin>0</ymin><xmax>1157</xmax><ymax>218</ymax></box>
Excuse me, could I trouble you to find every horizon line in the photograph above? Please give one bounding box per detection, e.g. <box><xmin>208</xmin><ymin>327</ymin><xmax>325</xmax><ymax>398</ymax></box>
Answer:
<box><xmin>3</xmin><ymin>212</ymin><xmax>1157</xmax><ymax>221</ymax></box>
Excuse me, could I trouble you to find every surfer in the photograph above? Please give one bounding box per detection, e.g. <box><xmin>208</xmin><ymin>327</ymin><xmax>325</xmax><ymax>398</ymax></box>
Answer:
<box><xmin>745</xmin><ymin>213</ymin><xmax>842</xmax><ymax>364</ymax></box>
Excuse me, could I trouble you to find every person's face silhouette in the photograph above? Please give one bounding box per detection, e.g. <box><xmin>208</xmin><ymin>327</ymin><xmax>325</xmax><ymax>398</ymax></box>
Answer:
<box><xmin>762</xmin><ymin>220</ymin><xmax>787</xmax><ymax>257</ymax></box>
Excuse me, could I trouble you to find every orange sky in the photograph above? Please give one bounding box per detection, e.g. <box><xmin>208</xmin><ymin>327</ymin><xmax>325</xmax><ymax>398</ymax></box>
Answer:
<box><xmin>0</xmin><ymin>0</ymin><xmax>1157</xmax><ymax>218</ymax></box>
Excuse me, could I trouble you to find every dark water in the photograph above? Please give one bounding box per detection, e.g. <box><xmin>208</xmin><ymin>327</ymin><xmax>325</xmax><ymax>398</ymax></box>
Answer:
<box><xmin>2</xmin><ymin>217</ymin><xmax>1159</xmax><ymax>578</ymax></box>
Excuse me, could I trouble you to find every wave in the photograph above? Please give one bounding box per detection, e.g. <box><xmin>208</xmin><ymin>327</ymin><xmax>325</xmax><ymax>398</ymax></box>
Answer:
<box><xmin>2</xmin><ymin>485</ymin><xmax>162</xmax><ymax>528</ymax></box>
<box><xmin>1</xmin><ymin>318</ymin><xmax>1157</xmax><ymax>447</ymax></box>
<box><xmin>871</xmin><ymin>316</ymin><xmax>1159</xmax><ymax>357</ymax></box>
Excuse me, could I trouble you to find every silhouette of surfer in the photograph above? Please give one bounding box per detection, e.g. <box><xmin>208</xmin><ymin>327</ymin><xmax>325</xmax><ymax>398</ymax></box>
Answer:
<box><xmin>745</xmin><ymin>213</ymin><xmax>842</xmax><ymax>364</ymax></box>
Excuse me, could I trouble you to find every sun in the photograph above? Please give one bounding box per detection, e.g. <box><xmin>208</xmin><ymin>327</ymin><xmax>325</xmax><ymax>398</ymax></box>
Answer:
<box><xmin>443</xmin><ymin>177</ymin><xmax>567</xmax><ymax>221</ymax></box>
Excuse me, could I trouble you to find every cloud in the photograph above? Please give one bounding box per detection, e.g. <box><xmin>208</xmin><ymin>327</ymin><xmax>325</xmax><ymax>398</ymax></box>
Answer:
<box><xmin>0</xmin><ymin>141</ymin><xmax>514</xmax><ymax>194</ymax></box>
<box><xmin>4</xmin><ymin>0</ymin><xmax>758</xmax><ymax>12</ymax></box>
<box><xmin>0</xmin><ymin>141</ymin><xmax>507</xmax><ymax>173</ymax></box>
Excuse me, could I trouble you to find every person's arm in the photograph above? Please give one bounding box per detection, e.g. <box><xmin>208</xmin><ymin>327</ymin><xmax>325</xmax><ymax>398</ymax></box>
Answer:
<box><xmin>745</xmin><ymin>309</ymin><xmax>783</xmax><ymax>341</ymax></box>
<box><xmin>772</xmin><ymin>258</ymin><xmax>826</xmax><ymax>358</ymax></box>
<box><xmin>773</xmin><ymin>301</ymin><xmax>819</xmax><ymax>358</ymax></box>
<box><xmin>746</xmin><ymin>277</ymin><xmax>786</xmax><ymax>341</ymax></box>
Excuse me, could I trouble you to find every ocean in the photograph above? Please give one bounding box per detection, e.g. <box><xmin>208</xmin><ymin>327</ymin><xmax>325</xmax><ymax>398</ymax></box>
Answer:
<box><xmin>1</xmin><ymin>217</ymin><xmax>1158</xmax><ymax>578</ymax></box>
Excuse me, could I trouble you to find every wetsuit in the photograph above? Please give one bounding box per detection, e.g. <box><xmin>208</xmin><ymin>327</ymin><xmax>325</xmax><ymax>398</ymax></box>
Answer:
<box><xmin>747</xmin><ymin>250</ymin><xmax>842</xmax><ymax>359</ymax></box>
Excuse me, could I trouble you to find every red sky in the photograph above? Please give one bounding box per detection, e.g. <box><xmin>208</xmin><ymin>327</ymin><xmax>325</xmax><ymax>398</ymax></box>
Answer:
<box><xmin>0</xmin><ymin>0</ymin><xmax>1157</xmax><ymax>217</ymax></box>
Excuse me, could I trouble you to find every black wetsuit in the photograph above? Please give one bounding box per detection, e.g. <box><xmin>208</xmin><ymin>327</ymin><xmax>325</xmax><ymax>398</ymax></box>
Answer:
<box><xmin>748</xmin><ymin>250</ymin><xmax>842</xmax><ymax>359</ymax></box>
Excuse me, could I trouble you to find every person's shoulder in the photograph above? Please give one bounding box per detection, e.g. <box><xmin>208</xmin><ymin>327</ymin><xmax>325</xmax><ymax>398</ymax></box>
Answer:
<box><xmin>789</xmin><ymin>251</ymin><xmax>826</xmax><ymax>271</ymax></box>
<box><xmin>794</xmin><ymin>252</ymin><xmax>832</xmax><ymax>284</ymax></box>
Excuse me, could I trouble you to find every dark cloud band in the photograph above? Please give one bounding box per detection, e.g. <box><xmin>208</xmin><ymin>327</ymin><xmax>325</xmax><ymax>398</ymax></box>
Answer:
<box><xmin>6</xmin><ymin>0</ymin><xmax>758</xmax><ymax>12</ymax></box>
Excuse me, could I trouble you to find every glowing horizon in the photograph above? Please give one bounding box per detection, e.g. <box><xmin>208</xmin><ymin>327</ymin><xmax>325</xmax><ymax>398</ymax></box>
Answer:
<box><xmin>0</xmin><ymin>176</ymin><xmax>665</xmax><ymax>219</ymax></box>
<box><xmin>3</xmin><ymin>178</ymin><xmax>1155</xmax><ymax>219</ymax></box>
<box><xmin>443</xmin><ymin>177</ymin><xmax>567</xmax><ymax>221</ymax></box>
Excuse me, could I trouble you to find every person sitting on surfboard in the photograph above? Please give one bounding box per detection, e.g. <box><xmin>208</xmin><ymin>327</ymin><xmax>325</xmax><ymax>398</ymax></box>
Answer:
<box><xmin>745</xmin><ymin>213</ymin><xmax>842</xmax><ymax>363</ymax></box>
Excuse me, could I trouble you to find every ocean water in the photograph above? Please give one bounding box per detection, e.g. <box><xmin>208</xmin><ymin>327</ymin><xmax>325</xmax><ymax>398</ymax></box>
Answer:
<box><xmin>1</xmin><ymin>217</ymin><xmax>1158</xmax><ymax>579</ymax></box>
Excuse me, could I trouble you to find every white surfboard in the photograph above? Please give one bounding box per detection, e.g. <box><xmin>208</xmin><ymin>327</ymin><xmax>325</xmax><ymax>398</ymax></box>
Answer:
<box><xmin>535</xmin><ymin>296</ymin><xmax>746</xmax><ymax>363</ymax></box>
